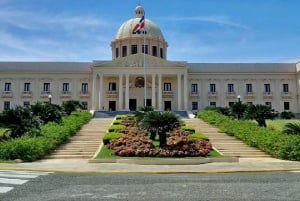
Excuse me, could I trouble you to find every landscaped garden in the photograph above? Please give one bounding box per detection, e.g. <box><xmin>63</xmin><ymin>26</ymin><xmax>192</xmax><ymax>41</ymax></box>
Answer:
<box><xmin>0</xmin><ymin>100</ymin><xmax>91</xmax><ymax>162</ymax></box>
<box><xmin>197</xmin><ymin>103</ymin><xmax>300</xmax><ymax>161</ymax></box>
<box><xmin>97</xmin><ymin>107</ymin><xmax>220</xmax><ymax>159</ymax></box>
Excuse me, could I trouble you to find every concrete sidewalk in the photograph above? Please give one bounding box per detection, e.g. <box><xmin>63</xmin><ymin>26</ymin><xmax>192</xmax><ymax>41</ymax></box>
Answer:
<box><xmin>0</xmin><ymin>158</ymin><xmax>299</xmax><ymax>173</ymax></box>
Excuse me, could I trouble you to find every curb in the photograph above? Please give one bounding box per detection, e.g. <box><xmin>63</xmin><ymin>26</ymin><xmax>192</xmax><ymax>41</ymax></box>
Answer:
<box><xmin>88</xmin><ymin>157</ymin><xmax>239</xmax><ymax>165</ymax></box>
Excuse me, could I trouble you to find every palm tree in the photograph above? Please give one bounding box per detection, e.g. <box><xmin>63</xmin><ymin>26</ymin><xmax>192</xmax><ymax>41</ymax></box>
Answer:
<box><xmin>244</xmin><ymin>104</ymin><xmax>278</xmax><ymax>127</ymax></box>
<box><xmin>140</xmin><ymin>111</ymin><xmax>182</xmax><ymax>146</ymax></box>
<box><xmin>283</xmin><ymin>122</ymin><xmax>300</xmax><ymax>135</ymax></box>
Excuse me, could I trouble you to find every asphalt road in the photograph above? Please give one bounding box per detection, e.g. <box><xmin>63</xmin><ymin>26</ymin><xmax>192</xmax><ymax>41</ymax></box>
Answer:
<box><xmin>1</xmin><ymin>171</ymin><xmax>300</xmax><ymax>201</ymax></box>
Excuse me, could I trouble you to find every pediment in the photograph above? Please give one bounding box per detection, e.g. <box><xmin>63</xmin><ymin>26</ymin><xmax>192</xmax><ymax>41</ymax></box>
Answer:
<box><xmin>93</xmin><ymin>53</ymin><xmax>185</xmax><ymax>68</ymax></box>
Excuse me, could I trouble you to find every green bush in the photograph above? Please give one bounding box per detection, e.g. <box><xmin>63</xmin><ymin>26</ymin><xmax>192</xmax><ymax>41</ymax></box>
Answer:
<box><xmin>0</xmin><ymin>112</ymin><xmax>92</xmax><ymax>162</ymax></box>
<box><xmin>198</xmin><ymin>110</ymin><xmax>300</xmax><ymax>161</ymax></box>
<box><xmin>189</xmin><ymin>133</ymin><xmax>209</xmax><ymax>141</ymax></box>
<box><xmin>113</xmin><ymin>120</ymin><xmax>121</xmax><ymax>125</ymax></box>
<box><xmin>280</xmin><ymin>111</ymin><xmax>295</xmax><ymax>119</ymax></box>
<box><xmin>0</xmin><ymin>136</ymin><xmax>52</xmax><ymax>162</ymax></box>
<box><xmin>115</xmin><ymin>115</ymin><xmax>128</xmax><ymax>120</ymax></box>
<box><xmin>181</xmin><ymin>125</ymin><xmax>195</xmax><ymax>133</ymax></box>
<box><xmin>108</xmin><ymin>125</ymin><xmax>126</xmax><ymax>132</ymax></box>
<box><xmin>103</xmin><ymin>132</ymin><xmax>123</xmax><ymax>145</ymax></box>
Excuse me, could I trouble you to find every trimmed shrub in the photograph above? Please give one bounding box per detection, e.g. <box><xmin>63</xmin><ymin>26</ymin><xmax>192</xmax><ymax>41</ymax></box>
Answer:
<box><xmin>103</xmin><ymin>132</ymin><xmax>123</xmax><ymax>145</ymax></box>
<box><xmin>181</xmin><ymin>125</ymin><xmax>195</xmax><ymax>133</ymax></box>
<box><xmin>108</xmin><ymin>125</ymin><xmax>126</xmax><ymax>132</ymax></box>
<box><xmin>0</xmin><ymin>136</ymin><xmax>52</xmax><ymax>162</ymax></box>
<box><xmin>112</xmin><ymin>120</ymin><xmax>121</xmax><ymax>125</ymax></box>
<box><xmin>189</xmin><ymin>133</ymin><xmax>209</xmax><ymax>141</ymax></box>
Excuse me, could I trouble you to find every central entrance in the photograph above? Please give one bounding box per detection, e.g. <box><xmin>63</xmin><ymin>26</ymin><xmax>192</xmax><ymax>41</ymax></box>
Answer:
<box><xmin>164</xmin><ymin>101</ymin><xmax>171</xmax><ymax>111</ymax></box>
<box><xmin>129</xmin><ymin>99</ymin><xmax>137</xmax><ymax>111</ymax></box>
<box><xmin>109</xmin><ymin>101</ymin><xmax>116</xmax><ymax>111</ymax></box>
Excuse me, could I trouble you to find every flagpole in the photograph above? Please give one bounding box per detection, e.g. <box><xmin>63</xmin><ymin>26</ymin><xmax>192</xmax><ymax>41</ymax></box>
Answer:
<box><xmin>143</xmin><ymin>14</ymin><xmax>147</xmax><ymax>107</ymax></box>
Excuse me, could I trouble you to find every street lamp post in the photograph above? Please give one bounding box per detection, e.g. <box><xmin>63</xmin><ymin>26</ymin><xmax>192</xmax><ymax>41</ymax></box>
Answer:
<box><xmin>48</xmin><ymin>94</ymin><xmax>52</xmax><ymax>104</ymax></box>
<box><xmin>237</xmin><ymin>95</ymin><xmax>241</xmax><ymax>102</ymax></box>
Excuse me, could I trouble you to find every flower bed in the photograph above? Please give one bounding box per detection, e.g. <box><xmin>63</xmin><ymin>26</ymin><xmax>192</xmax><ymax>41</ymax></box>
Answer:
<box><xmin>105</xmin><ymin>116</ymin><xmax>213</xmax><ymax>158</ymax></box>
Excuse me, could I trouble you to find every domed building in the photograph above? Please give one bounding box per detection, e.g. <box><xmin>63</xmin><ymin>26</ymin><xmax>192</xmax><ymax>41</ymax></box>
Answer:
<box><xmin>0</xmin><ymin>5</ymin><xmax>300</xmax><ymax>115</ymax></box>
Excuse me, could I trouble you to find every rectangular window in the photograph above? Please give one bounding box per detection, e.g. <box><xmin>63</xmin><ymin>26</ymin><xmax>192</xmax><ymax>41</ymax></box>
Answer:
<box><xmin>192</xmin><ymin>102</ymin><xmax>198</xmax><ymax>110</ymax></box>
<box><xmin>4</xmin><ymin>82</ymin><xmax>11</xmax><ymax>91</ymax></box>
<box><xmin>210</xmin><ymin>102</ymin><xmax>216</xmax><ymax>107</ymax></box>
<box><xmin>131</xmin><ymin>44</ymin><xmax>138</xmax><ymax>54</ymax></box>
<box><xmin>160</xmin><ymin>48</ymin><xmax>163</xmax><ymax>58</ymax></box>
<box><xmin>108</xmin><ymin>82</ymin><xmax>116</xmax><ymax>91</ymax></box>
<box><xmin>284</xmin><ymin>102</ymin><xmax>290</xmax><ymax>110</ymax></box>
<box><xmin>210</xmin><ymin>83</ymin><xmax>216</xmax><ymax>93</ymax></box>
<box><xmin>81</xmin><ymin>101</ymin><xmax>88</xmax><ymax>110</ymax></box>
<box><xmin>164</xmin><ymin>83</ymin><xmax>171</xmax><ymax>91</ymax></box>
<box><xmin>115</xmin><ymin>48</ymin><xmax>119</xmax><ymax>58</ymax></box>
<box><xmin>191</xmin><ymin>84</ymin><xmax>198</xmax><ymax>93</ymax></box>
<box><xmin>264</xmin><ymin>84</ymin><xmax>271</xmax><ymax>93</ymax></box>
<box><xmin>81</xmin><ymin>83</ymin><xmax>88</xmax><ymax>93</ymax></box>
<box><xmin>43</xmin><ymin>83</ymin><xmax>50</xmax><ymax>92</ymax></box>
<box><xmin>152</xmin><ymin>46</ymin><xmax>157</xmax><ymax>56</ymax></box>
<box><xmin>24</xmin><ymin>83</ymin><xmax>31</xmax><ymax>92</ymax></box>
<box><xmin>227</xmin><ymin>84</ymin><xmax>234</xmax><ymax>93</ymax></box>
<box><xmin>4</xmin><ymin>101</ymin><xmax>10</xmax><ymax>110</ymax></box>
<box><xmin>283</xmin><ymin>84</ymin><xmax>289</xmax><ymax>93</ymax></box>
<box><xmin>62</xmin><ymin>83</ymin><xmax>69</xmax><ymax>92</ymax></box>
<box><xmin>246</xmin><ymin>83</ymin><xmax>253</xmax><ymax>93</ymax></box>
<box><xmin>142</xmin><ymin>45</ymin><xmax>148</xmax><ymax>54</ymax></box>
<box><xmin>24</xmin><ymin>101</ymin><xmax>30</xmax><ymax>108</ymax></box>
<box><xmin>122</xmin><ymin>46</ymin><xmax>127</xmax><ymax>57</ymax></box>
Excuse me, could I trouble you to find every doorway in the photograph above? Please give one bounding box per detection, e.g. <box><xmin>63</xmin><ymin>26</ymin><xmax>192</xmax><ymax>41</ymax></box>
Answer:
<box><xmin>164</xmin><ymin>101</ymin><xmax>171</xmax><ymax>111</ymax></box>
<box><xmin>109</xmin><ymin>101</ymin><xmax>116</xmax><ymax>111</ymax></box>
<box><xmin>129</xmin><ymin>99</ymin><xmax>137</xmax><ymax>111</ymax></box>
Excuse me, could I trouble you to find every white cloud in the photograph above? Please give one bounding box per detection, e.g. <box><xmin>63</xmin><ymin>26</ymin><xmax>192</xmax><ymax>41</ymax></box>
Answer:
<box><xmin>157</xmin><ymin>15</ymin><xmax>250</xmax><ymax>30</ymax></box>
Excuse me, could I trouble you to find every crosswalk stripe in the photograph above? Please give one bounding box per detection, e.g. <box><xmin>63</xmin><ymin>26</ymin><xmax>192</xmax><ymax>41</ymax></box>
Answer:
<box><xmin>0</xmin><ymin>187</ymin><xmax>14</xmax><ymax>194</ymax></box>
<box><xmin>290</xmin><ymin>171</ymin><xmax>300</xmax><ymax>173</ymax></box>
<box><xmin>0</xmin><ymin>173</ymin><xmax>39</xmax><ymax>179</ymax></box>
<box><xmin>0</xmin><ymin>170</ymin><xmax>52</xmax><ymax>194</ymax></box>
<box><xmin>0</xmin><ymin>178</ymin><xmax>28</xmax><ymax>185</ymax></box>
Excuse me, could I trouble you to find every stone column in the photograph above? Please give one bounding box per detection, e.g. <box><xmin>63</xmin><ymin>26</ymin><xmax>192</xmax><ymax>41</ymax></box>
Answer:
<box><xmin>118</xmin><ymin>74</ymin><xmax>123</xmax><ymax>110</ymax></box>
<box><xmin>92</xmin><ymin>74</ymin><xmax>97</xmax><ymax>110</ymax></box>
<box><xmin>158</xmin><ymin>74</ymin><xmax>162</xmax><ymax>110</ymax></box>
<box><xmin>99</xmin><ymin>74</ymin><xmax>103</xmax><ymax>111</ymax></box>
<box><xmin>177</xmin><ymin>73</ymin><xmax>182</xmax><ymax>110</ymax></box>
<box><xmin>151</xmin><ymin>74</ymin><xmax>156</xmax><ymax>108</ymax></box>
<box><xmin>183</xmin><ymin>73</ymin><xmax>188</xmax><ymax>110</ymax></box>
<box><xmin>125</xmin><ymin>74</ymin><xmax>130</xmax><ymax>110</ymax></box>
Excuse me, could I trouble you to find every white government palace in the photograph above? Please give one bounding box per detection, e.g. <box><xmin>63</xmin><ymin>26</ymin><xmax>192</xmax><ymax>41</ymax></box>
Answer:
<box><xmin>1</xmin><ymin>5</ymin><xmax>300</xmax><ymax>114</ymax></box>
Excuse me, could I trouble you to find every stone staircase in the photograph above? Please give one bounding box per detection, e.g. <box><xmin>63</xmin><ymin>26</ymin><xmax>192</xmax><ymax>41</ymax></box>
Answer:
<box><xmin>183</xmin><ymin>118</ymin><xmax>271</xmax><ymax>158</ymax></box>
<box><xmin>47</xmin><ymin>118</ymin><xmax>113</xmax><ymax>159</ymax></box>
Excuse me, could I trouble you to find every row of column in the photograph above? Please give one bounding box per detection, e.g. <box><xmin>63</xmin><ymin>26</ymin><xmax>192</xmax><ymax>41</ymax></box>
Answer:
<box><xmin>92</xmin><ymin>73</ymin><xmax>188</xmax><ymax>111</ymax></box>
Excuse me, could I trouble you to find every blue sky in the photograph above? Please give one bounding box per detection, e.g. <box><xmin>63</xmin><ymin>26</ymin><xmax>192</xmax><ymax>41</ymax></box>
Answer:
<box><xmin>0</xmin><ymin>0</ymin><xmax>299</xmax><ymax>63</ymax></box>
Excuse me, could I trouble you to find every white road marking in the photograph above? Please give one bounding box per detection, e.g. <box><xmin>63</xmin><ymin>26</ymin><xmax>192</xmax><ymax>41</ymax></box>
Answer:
<box><xmin>0</xmin><ymin>170</ymin><xmax>52</xmax><ymax>194</ymax></box>
<box><xmin>290</xmin><ymin>171</ymin><xmax>300</xmax><ymax>173</ymax></box>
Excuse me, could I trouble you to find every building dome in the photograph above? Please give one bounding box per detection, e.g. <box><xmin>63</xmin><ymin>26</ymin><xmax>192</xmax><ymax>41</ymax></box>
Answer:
<box><xmin>111</xmin><ymin>5</ymin><xmax>168</xmax><ymax>60</ymax></box>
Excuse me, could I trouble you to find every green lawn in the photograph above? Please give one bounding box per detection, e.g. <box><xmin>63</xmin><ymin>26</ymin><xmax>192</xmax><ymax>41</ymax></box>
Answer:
<box><xmin>267</xmin><ymin>119</ymin><xmax>300</xmax><ymax>131</ymax></box>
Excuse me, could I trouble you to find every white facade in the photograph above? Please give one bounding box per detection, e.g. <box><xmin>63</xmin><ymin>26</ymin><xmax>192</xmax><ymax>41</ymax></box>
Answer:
<box><xmin>0</xmin><ymin>6</ymin><xmax>300</xmax><ymax>114</ymax></box>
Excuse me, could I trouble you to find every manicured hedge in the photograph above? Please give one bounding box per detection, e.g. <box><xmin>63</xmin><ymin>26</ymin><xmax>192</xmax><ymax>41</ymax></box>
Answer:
<box><xmin>108</xmin><ymin>125</ymin><xmax>126</xmax><ymax>132</ymax></box>
<box><xmin>0</xmin><ymin>112</ymin><xmax>92</xmax><ymax>162</ymax></box>
<box><xmin>102</xmin><ymin>132</ymin><xmax>123</xmax><ymax>145</ymax></box>
<box><xmin>198</xmin><ymin>110</ymin><xmax>300</xmax><ymax>161</ymax></box>
<box><xmin>181</xmin><ymin>125</ymin><xmax>196</xmax><ymax>133</ymax></box>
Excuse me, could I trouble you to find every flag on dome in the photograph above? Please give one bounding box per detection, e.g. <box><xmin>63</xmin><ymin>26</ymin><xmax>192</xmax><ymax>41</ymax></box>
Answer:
<box><xmin>132</xmin><ymin>15</ymin><xmax>145</xmax><ymax>34</ymax></box>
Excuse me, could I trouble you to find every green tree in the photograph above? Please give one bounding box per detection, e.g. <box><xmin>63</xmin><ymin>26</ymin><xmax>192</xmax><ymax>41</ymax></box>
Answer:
<box><xmin>134</xmin><ymin>105</ymin><xmax>154</xmax><ymax>123</ymax></box>
<box><xmin>244</xmin><ymin>104</ymin><xmax>278</xmax><ymax>127</ymax></box>
<box><xmin>62</xmin><ymin>100</ymin><xmax>82</xmax><ymax>115</ymax></box>
<box><xmin>230</xmin><ymin>102</ymin><xmax>248</xmax><ymax>119</ymax></box>
<box><xmin>30</xmin><ymin>101</ymin><xmax>63</xmax><ymax>124</ymax></box>
<box><xmin>140</xmin><ymin>111</ymin><xmax>182</xmax><ymax>146</ymax></box>
<box><xmin>0</xmin><ymin>106</ymin><xmax>42</xmax><ymax>138</ymax></box>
